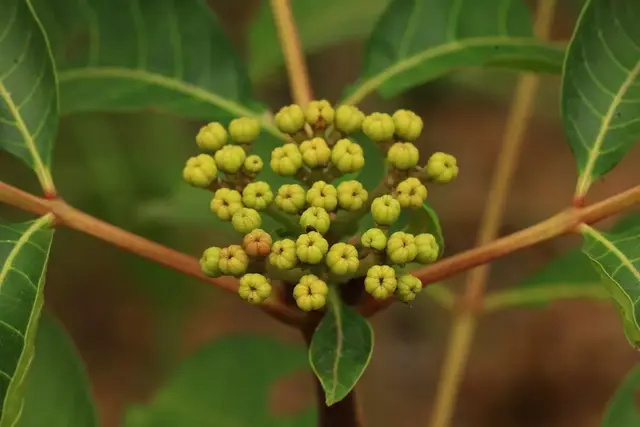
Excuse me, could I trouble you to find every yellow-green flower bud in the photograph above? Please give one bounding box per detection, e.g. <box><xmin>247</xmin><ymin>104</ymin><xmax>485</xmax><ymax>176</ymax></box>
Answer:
<box><xmin>231</xmin><ymin>207</ymin><xmax>262</xmax><ymax>234</ymax></box>
<box><xmin>183</xmin><ymin>154</ymin><xmax>217</xmax><ymax>188</ymax></box>
<box><xmin>300</xmin><ymin>137</ymin><xmax>331</xmax><ymax>168</ymax></box>
<box><xmin>300</xmin><ymin>206</ymin><xmax>331</xmax><ymax>234</ymax></box>
<box><xmin>371</xmin><ymin>195</ymin><xmax>401</xmax><ymax>225</ymax></box>
<box><xmin>361</xmin><ymin>228</ymin><xmax>387</xmax><ymax>251</ymax></box>
<box><xmin>392</xmin><ymin>109</ymin><xmax>423</xmax><ymax>141</ymax></box>
<box><xmin>396</xmin><ymin>274</ymin><xmax>422</xmax><ymax>302</ymax></box>
<box><xmin>269</xmin><ymin>239</ymin><xmax>298</xmax><ymax>270</ymax></box>
<box><xmin>271</xmin><ymin>143</ymin><xmax>303</xmax><ymax>176</ymax></box>
<box><xmin>395</xmin><ymin>177</ymin><xmax>427</xmax><ymax>208</ymax></box>
<box><xmin>243</xmin><ymin>155</ymin><xmax>264</xmax><ymax>175</ymax></box>
<box><xmin>218</xmin><ymin>245</ymin><xmax>249</xmax><ymax>276</ymax></box>
<box><xmin>336</xmin><ymin>180</ymin><xmax>368</xmax><ymax>211</ymax></box>
<box><xmin>330</xmin><ymin>139</ymin><xmax>365</xmax><ymax>173</ymax></box>
<box><xmin>229</xmin><ymin>117</ymin><xmax>260</xmax><ymax>143</ymax></box>
<box><xmin>426</xmin><ymin>152</ymin><xmax>459</xmax><ymax>183</ymax></box>
<box><xmin>415</xmin><ymin>233</ymin><xmax>439</xmax><ymax>264</ymax></box>
<box><xmin>275</xmin><ymin>184</ymin><xmax>306</xmax><ymax>214</ymax></box>
<box><xmin>210</xmin><ymin>188</ymin><xmax>243</xmax><ymax>221</ymax></box>
<box><xmin>293</xmin><ymin>274</ymin><xmax>328</xmax><ymax>311</ymax></box>
<box><xmin>335</xmin><ymin>105</ymin><xmax>365</xmax><ymax>134</ymax></box>
<box><xmin>387</xmin><ymin>142</ymin><xmax>419</xmax><ymax>170</ymax></box>
<box><xmin>362</xmin><ymin>112</ymin><xmax>395</xmax><ymax>142</ymax></box>
<box><xmin>238</xmin><ymin>273</ymin><xmax>272</xmax><ymax>305</ymax></box>
<box><xmin>275</xmin><ymin>104</ymin><xmax>306</xmax><ymax>134</ymax></box>
<box><xmin>386</xmin><ymin>232</ymin><xmax>417</xmax><ymax>265</ymax></box>
<box><xmin>296</xmin><ymin>231</ymin><xmax>329</xmax><ymax>264</ymax></box>
<box><xmin>242</xmin><ymin>181</ymin><xmax>273</xmax><ymax>211</ymax></box>
<box><xmin>364</xmin><ymin>265</ymin><xmax>397</xmax><ymax>300</ymax></box>
<box><xmin>306</xmin><ymin>181</ymin><xmax>338</xmax><ymax>212</ymax></box>
<box><xmin>214</xmin><ymin>145</ymin><xmax>246</xmax><ymax>174</ymax></box>
<box><xmin>305</xmin><ymin>99</ymin><xmax>335</xmax><ymax>127</ymax></box>
<box><xmin>196</xmin><ymin>122</ymin><xmax>228</xmax><ymax>151</ymax></box>
<box><xmin>242</xmin><ymin>229</ymin><xmax>273</xmax><ymax>257</ymax></box>
<box><xmin>200</xmin><ymin>246</ymin><xmax>222</xmax><ymax>277</ymax></box>
<box><xmin>326</xmin><ymin>243</ymin><xmax>359</xmax><ymax>275</ymax></box>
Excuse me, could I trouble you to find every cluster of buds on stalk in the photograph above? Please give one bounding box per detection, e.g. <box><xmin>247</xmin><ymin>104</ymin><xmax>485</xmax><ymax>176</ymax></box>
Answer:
<box><xmin>182</xmin><ymin>100</ymin><xmax>458</xmax><ymax>312</ymax></box>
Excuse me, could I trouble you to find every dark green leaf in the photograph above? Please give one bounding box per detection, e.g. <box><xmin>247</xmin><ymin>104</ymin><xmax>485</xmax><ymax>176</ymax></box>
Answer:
<box><xmin>601</xmin><ymin>364</ymin><xmax>640</xmax><ymax>427</ymax></box>
<box><xmin>0</xmin><ymin>0</ymin><xmax>58</xmax><ymax>190</ymax></box>
<box><xmin>18</xmin><ymin>312</ymin><xmax>98</xmax><ymax>427</ymax></box>
<box><xmin>342</xmin><ymin>0</ymin><xmax>565</xmax><ymax>105</ymax></box>
<box><xmin>309</xmin><ymin>289</ymin><xmax>373</xmax><ymax>406</ymax></box>
<box><xmin>123</xmin><ymin>335</ymin><xmax>315</xmax><ymax>427</ymax></box>
<box><xmin>403</xmin><ymin>202</ymin><xmax>444</xmax><ymax>256</ymax></box>
<box><xmin>0</xmin><ymin>216</ymin><xmax>54</xmax><ymax>425</ymax></box>
<box><xmin>562</xmin><ymin>0</ymin><xmax>640</xmax><ymax>197</ymax></box>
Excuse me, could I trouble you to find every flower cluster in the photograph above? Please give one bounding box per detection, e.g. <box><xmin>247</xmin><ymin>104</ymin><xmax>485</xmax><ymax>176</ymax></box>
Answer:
<box><xmin>183</xmin><ymin>100</ymin><xmax>458</xmax><ymax>312</ymax></box>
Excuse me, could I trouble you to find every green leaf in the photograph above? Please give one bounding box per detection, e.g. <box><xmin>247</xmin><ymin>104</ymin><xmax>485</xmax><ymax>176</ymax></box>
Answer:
<box><xmin>0</xmin><ymin>0</ymin><xmax>58</xmax><ymax>191</ymax></box>
<box><xmin>309</xmin><ymin>289</ymin><xmax>374</xmax><ymax>406</ymax></box>
<box><xmin>18</xmin><ymin>312</ymin><xmax>98</xmax><ymax>427</ymax></box>
<box><xmin>123</xmin><ymin>335</ymin><xmax>315</xmax><ymax>427</ymax></box>
<box><xmin>403</xmin><ymin>202</ymin><xmax>444</xmax><ymax>256</ymax></box>
<box><xmin>562</xmin><ymin>0</ymin><xmax>640</xmax><ymax>197</ymax></box>
<box><xmin>602</xmin><ymin>364</ymin><xmax>640</xmax><ymax>427</ymax></box>
<box><xmin>0</xmin><ymin>216</ymin><xmax>54</xmax><ymax>426</ymax></box>
<box><xmin>342</xmin><ymin>0</ymin><xmax>565</xmax><ymax>105</ymax></box>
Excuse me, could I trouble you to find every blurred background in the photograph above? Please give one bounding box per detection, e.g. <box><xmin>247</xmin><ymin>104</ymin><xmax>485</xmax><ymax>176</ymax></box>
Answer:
<box><xmin>1</xmin><ymin>0</ymin><xmax>640</xmax><ymax>426</ymax></box>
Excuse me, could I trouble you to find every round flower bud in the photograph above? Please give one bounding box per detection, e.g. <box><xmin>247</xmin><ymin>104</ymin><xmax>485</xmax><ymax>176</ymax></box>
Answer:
<box><xmin>306</xmin><ymin>181</ymin><xmax>338</xmax><ymax>212</ymax></box>
<box><xmin>293</xmin><ymin>274</ymin><xmax>329</xmax><ymax>311</ymax></box>
<box><xmin>426</xmin><ymin>152</ymin><xmax>459</xmax><ymax>183</ymax></box>
<box><xmin>386</xmin><ymin>232</ymin><xmax>417</xmax><ymax>265</ymax></box>
<box><xmin>361</xmin><ymin>228</ymin><xmax>387</xmax><ymax>251</ymax></box>
<box><xmin>196</xmin><ymin>122</ymin><xmax>228</xmax><ymax>151</ymax></box>
<box><xmin>229</xmin><ymin>117</ymin><xmax>260</xmax><ymax>143</ymax></box>
<box><xmin>335</xmin><ymin>105</ymin><xmax>365</xmax><ymax>134</ymax></box>
<box><xmin>200</xmin><ymin>246</ymin><xmax>222</xmax><ymax>277</ymax></box>
<box><xmin>271</xmin><ymin>143</ymin><xmax>303</xmax><ymax>176</ymax></box>
<box><xmin>218</xmin><ymin>245</ymin><xmax>249</xmax><ymax>276</ymax></box>
<box><xmin>214</xmin><ymin>145</ymin><xmax>246</xmax><ymax>174</ymax></box>
<box><xmin>275</xmin><ymin>184</ymin><xmax>306</xmax><ymax>214</ymax></box>
<box><xmin>371</xmin><ymin>195</ymin><xmax>401</xmax><ymax>226</ymax></box>
<box><xmin>210</xmin><ymin>188</ymin><xmax>243</xmax><ymax>221</ymax></box>
<box><xmin>396</xmin><ymin>274</ymin><xmax>422</xmax><ymax>303</ymax></box>
<box><xmin>364</xmin><ymin>265</ymin><xmax>397</xmax><ymax>300</ymax></box>
<box><xmin>239</xmin><ymin>273</ymin><xmax>272</xmax><ymax>305</ymax></box>
<box><xmin>300</xmin><ymin>137</ymin><xmax>331</xmax><ymax>168</ymax></box>
<box><xmin>275</xmin><ymin>104</ymin><xmax>305</xmax><ymax>134</ymax></box>
<box><xmin>296</xmin><ymin>232</ymin><xmax>329</xmax><ymax>264</ymax></box>
<box><xmin>242</xmin><ymin>229</ymin><xmax>273</xmax><ymax>257</ymax></box>
<box><xmin>231</xmin><ymin>208</ymin><xmax>262</xmax><ymax>234</ymax></box>
<box><xmin>243</xmin><ymin>155</ymin><xmax>263</xmax><ymax>175</ymax></box>
<box><xmin>387</xmin><ymin>142</ymin><xmax>419</xmax><ymax>170</ymax></box>
<box><xmin>336</xmin><ymin>180</ymin><xmax>368</xmax><ymax>211</ymax></box>
<box><xmin>300</xmin><ymin>206</ymin><xmax>331</xmax><ymax>235</ymax></box>
<box><xmin>305</xmin><ymin>100</ymin><xmax>335</xmax><ymax>127</ymax></box>
<box><xmin>392</xmin><ymin>109</ymin><xmax>423</xmax><ymax>141</ymax></box>
<box><xmin>326</xmin><ymin>243</ymin><xmax>359</xmax><ymax>275</ymax></box>
<box><xmin>269</xmin><ymin>239</ymin><xmax>298</xmax><ymax>270</ymax></box>
<box><xmin>395</xmin><ymin>177</ymin><xmax>427</xmax><ymax>208</ymax></box>
<box><xmin>242</xmin><ymin>181</ymin><xmax>274</xmax><ymax>211</ymax></box>
<box><xmin>330</xmin><ymin>139</ymin><xmax>365</xmax><ymax>173</ymax></box>
<box><xmin>183</xmin><ymin>154</ymin><xmax>217</xmax><ymax>188</ymax></box>
<box><xmin>362</xmin><ymin>112</ymin><xmax>395</xmax><ymax>142</ymax></box>
<box><xmin>415</xmin><ymin>233</ymin><xmax>439</xmax><ymax>264</ymax></box>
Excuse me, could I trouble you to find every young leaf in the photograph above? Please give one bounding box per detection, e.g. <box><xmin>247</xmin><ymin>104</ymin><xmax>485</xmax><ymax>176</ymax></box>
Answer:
<box><xmin>309</xmin><ymin>288</ymin><xmax>374</xmax><ymax>406</ymax></box>
<box><xmin>0</xmin><ymin>0</ymin><xmax>58</xmax><ymax>191</ymax></box>
<box><xmin>342</xmin><ymin>0</ymin><xmax>565</xmax><ymax>105</ymax></box>
<box><xmin>601</xmin><ymin>364</ymin><xmax>640</xmax><ymax>427</ymax></box>
<box><xmin>562</xmin><ymin>0</ymin><xmax>640</xmax><ymax>197</ymax></box>
<box><xmin>0</xmin><ymin>216</ymin><xmax>54</xmax><ymax>426</ymax></box>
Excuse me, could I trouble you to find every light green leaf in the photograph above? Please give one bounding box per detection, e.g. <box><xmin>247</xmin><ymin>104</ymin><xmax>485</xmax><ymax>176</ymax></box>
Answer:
<box><xmin>562</xmin><ymin>0</ymin><xmax>640</xmax><ymax>197</ymax></box>
<box><xmin>0</xmin><ymin>0</ymin><xmax>58</xmax><ymax>191</ymax></box>
<box><xmin>0</xmin><ymin>216</ymin><xmax>54</xmax><ymax>426</ymax></box>
<box><xmin>342</xmin><ymin>0</ymin><xmax>565</xmax><ymax>105</ymax></box>
<box><xmin>309</xmin><ymin>289</ymin><xmax>373</xmax><ymax>406</ymax></box>
<box><xmin>601</xmin><ymin>364</ymin><xmax>640</xmax><ymax>427</ymax></box>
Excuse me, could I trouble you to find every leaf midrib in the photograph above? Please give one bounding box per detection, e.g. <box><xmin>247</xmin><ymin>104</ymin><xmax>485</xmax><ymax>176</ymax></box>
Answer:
<box><xmin>328</xmin><ymin>288</ymin><xmax>343</xmax><ymax>402</ymax></box>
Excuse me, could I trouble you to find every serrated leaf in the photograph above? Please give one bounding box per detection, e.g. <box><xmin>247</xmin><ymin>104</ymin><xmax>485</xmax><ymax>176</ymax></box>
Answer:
<box><xmin>0</xmin><ymin>0</ymin><xmax>58</xmax><ymax>191</ymax></box>
<box><xmin>0</xmin><ymin>216</ymin><xmax>54</xmax><ymax>426</ymax></box>
<box><xmin>601</xmin><ymin>364</ymin><xmax>640</xmax><ymax>427</ymax></box>
<box><xmin>309</xmin><ymin>289</ymin><xmax>373</xmax><ymax>406</ymax></box>
<box><xmin>342</xmin><ymin>0</ymin><xmax>565</xmax><ymax>105</ymax></box>
<box><xmin>562</xmin><ymin>0</ymin><xmax>640</xmax><ymax>197</ymax></box>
